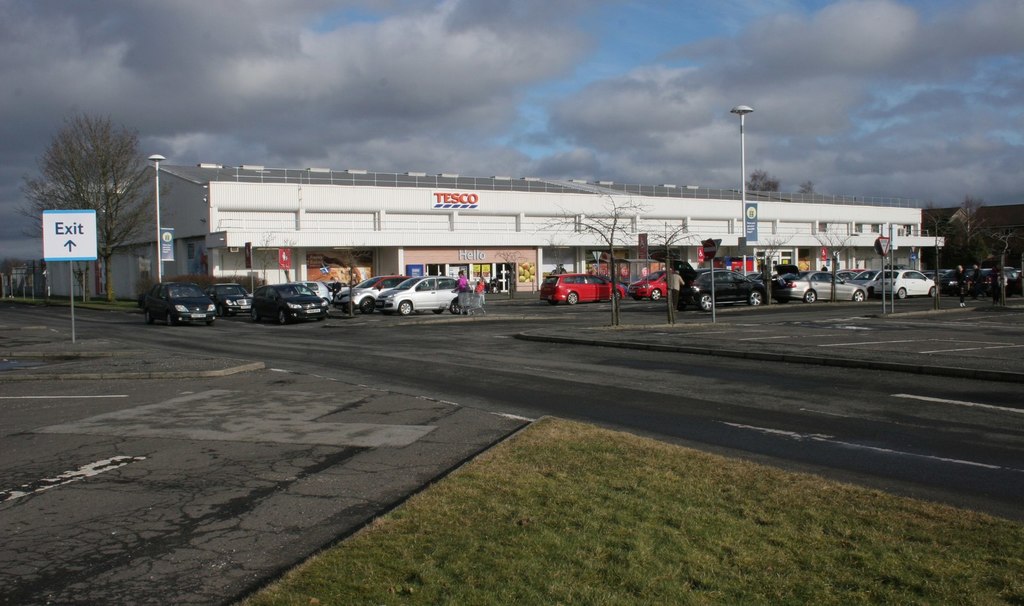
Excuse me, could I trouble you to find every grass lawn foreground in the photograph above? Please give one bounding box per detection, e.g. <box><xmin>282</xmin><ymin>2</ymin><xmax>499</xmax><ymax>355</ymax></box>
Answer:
<box><xmin>242</xmin><ymin>416</ymin><xmax>1022</xmax><ymax>604</ymax></box>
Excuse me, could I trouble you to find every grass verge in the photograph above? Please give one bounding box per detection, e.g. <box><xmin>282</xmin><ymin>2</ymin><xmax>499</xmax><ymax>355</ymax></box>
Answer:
<box><xmin>242</xmin><ymin>417</ymin><xmax>1023</xmax><ymax>605</ymax></box>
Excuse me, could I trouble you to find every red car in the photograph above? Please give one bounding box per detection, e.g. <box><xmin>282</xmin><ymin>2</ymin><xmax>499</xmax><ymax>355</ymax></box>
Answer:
<box><xmin>627</xmin><ymin>270</ymin><xmax>667</xmax><ymax>300</ymax></box>
<box><xmin>540</xmin><ymin>273</ymin><xmax>625</xmax><ymax>305</ymax></box>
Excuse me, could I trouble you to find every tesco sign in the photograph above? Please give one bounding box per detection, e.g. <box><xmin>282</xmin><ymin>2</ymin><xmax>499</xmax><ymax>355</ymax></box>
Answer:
<box><xmin>433</xmin><ymin>192</ymin><xmax>479</xmax><ymax>209</ymax></box>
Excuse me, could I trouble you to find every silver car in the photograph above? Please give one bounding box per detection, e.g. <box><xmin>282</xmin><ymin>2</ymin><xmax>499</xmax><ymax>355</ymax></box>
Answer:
<box><xmin>773</xmin><ymin>271</ymin><xmax>867</xmax><ymax>303</ymax></box>
<box><xmin>375</xmin><ymin>276</ymin><xmax>461</xmax><ymax>315</ymax></box>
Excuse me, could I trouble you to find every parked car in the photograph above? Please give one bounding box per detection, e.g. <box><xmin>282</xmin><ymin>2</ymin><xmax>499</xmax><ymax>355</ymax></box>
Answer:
<box><xmin>626</xmin><ymin>270</ymin><xmax>667</xmax><ymax>301</ymax></box>
<box><xmin>849</xmin><ymin>269</ymin><xmax>935</xmax><ymax>299</ymax></box>
<box><xmin>335</xmin><ymin>275</ymin><xmax>410</xmax><ymax>313</ymax></box>
<box><xmin>250</xmin><ymin>283</ymin><xmax>330</xmax><ymax>324</ymax></box>
<box><xmin>773</xmin><ymin>271</ymin><xmax>868</xmax><ymax>303</ymax></box>
<box><xmin>679</xmin><ymin>269</ymin><xmax>766</xmax><ymax>311</ymax></box>
<box><xmin>375</xmin><ymin>276</ymin><xmax>461</xmax><ymax>315</ymax></box>
<box><xmin>204</xmin><ymin>283</ymin><xmax>252</xmax><ymax>316</ymax></box>
<box><xmin>294</xmin><ymin>281</ymin><xmax>334</xmax><ymax>305</ymax></box>
<box><xmin>540</xmin><ymin>273</ymin><xmax>623</xmax><ymax>305</ymax></box>
<box><xmin>926</xmin><ymin>269</ymin><xmax>960</xmax><ymax>296</ymax></box>
<box><xmin>141</xmin><ymin>282</ymin><xmax>217</xmax><ymax>326</ymax></box>
<box><xmin>835</xmin><ymin>269</ymin><xmax>864</xmax><ymax>281</ymax></box>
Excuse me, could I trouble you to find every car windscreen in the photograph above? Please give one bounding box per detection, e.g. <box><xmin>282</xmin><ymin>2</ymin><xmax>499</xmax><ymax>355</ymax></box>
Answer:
<box><xmin>393</xmin><ymin>278</ymin><xmax>419</xmax><ymax>290</ymax></box>
<box><xmin>216</xmin><ymin>285</ymin><xmax>247</xmax><ymax>296</ymax></box>
<box><xmin>279</xmin><ymin>285</ymin><xmax>314</xmax><ymax>297</ymax></box>
<box><xmin>171</xmin><ymin>285</ymin><xmax>205</xmax><ymax>298</ymax></box>
<box><xmin>354</xmin><ymin>277</ymin><xmax>379</xmax><ymax>289</ymax></box>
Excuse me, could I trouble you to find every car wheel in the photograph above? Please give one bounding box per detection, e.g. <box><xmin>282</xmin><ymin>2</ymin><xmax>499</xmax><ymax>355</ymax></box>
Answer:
<box><xmin>897</xmin><ymin>287</ymin><xmax>907</xmax><ymax>299</ymax></box>
<box><xmin>928</xmin><ymin>286</ymin><xmax>936</xmax><ymax>297</ymax></box>
<box><xmin>566</xmin><ymin>292</ymin><xmax>579</xmax><ymax>305</ymax></box>
<box><xmin>251</xmin><ymin>308</ymin><xmax>260</xmax><ymax>322</ymax></box>
<box><xmin>398</xmin><ymin>300</ymin><xmax>414</xmax><ymax>316</ymax></box>
<box><xmin>144</xmin><ymin>309</ymin><xmax>154</xmax><ymax>324</ymax></box>
<box><xmin>449</xmin><ymin>298</ymin><xmax>461</xmax><ymax>314</ymax></box>
<box><xmin>852</xmin><ymin>289</ymin><xmax>866</xmax><ymax>302</ymax></box>
<box><xmin>747</xmin><ymin>291</ymin><xmax>763</xmax><ymax>306</ymax></box>
<box><xmin>358</xmin><ymin>298</ymin><xmax>375</xmax><ymax>314</ymax></box>
<box><xmin>217</xmin><ymin>304</ymin><xmax>226</xmax><ymax>317</ymax></box>
<box><xmin>803</xmin><ymin>290</ymin><xmax>817</xmax><ymax>304</ymax></box>
<box><xmin>699</xmin><ymin>293</ymin><xmax>713</xmax><ymax>312</ymax></box>
<box><xmin>650</xmin><ymin>289</ymin><xmax>662</xmax><ymax>301</ymax></box>
<box><xmin>166</xmin><ymin>311</ymin><xmax>177</xmax><ymax>326</ymax></box>
<box><xmin>277</xmin><ymin>310</ymin><xmax>288</xmax><ymax>325</ymax></box>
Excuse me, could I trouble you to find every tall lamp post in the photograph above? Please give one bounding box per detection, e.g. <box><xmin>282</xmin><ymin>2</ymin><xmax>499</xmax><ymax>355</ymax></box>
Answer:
<box><xmin>148</xmin><ymin>154</ymin><xmax>166</xmax><ymax>283</ymax></box>
<box><xmin>731</xmin><ymin>104</ymin><xmax>753</xmax><ymax>289</ymax></box>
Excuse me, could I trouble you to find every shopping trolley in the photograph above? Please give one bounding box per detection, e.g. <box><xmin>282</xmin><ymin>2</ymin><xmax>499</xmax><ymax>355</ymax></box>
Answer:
<box><xmin>457</xmin><ymin>291</ymin><xmax>486</xmax><ymax>315</ymax></box>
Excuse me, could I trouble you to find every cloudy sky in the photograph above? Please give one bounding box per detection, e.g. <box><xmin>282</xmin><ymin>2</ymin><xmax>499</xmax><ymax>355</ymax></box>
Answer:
<box><xmin>2</xmin><ymin>0</ymin><xmax>1022</xmax><ymax>261</ymax></box>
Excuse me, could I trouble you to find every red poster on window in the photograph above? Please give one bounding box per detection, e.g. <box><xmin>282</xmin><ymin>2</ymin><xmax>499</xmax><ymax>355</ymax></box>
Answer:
<box><xmin>278</xmin><ymin>248</ymin><xmax>292</xmax><ymax>270</ymax></box>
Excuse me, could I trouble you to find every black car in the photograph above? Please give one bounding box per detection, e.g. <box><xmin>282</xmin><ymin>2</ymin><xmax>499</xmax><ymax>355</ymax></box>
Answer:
<box><xmin>250</xmin><ymin>283</ymin><xmax>330</xmax><ymax>324</ymax></box>
<box><xmin>141</xmin><ymin>282</ymin><xmax>217</xmax><ymax>325</ymax></box>
<box><xmin>205</xmin><ymin>283</ymin><xmax>253</xmax><ymax>316</ymax></box>
<box><xmin>680</xmin><ymin>269</ymin><xmax>766</xmax><ymax>311</ymax></box>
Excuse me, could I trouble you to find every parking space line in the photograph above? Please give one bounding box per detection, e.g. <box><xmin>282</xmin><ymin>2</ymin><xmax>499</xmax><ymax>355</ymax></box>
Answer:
<box><xmin>738</xmin><ymin>335</ymin><xmax>792</xmax><ymax>341</ymax></box>
<box><xmin>0</xmin><ymin>395</ymin><xmax>128</xmax><ymax>399</ymax></box>
<box><xmin>892</xmin><ymin>393</ymin><xmax>1024</xmax><ymax>415</ymax></box>
<box><xmin>817</xmin><ymin>339</ymin><xmax>919</xmax><ymax>347</ymax></box>
<box><xmin>919</xmin><ymin>344</ymin><xmax>1024</xmax><ymax>354</ymax></box>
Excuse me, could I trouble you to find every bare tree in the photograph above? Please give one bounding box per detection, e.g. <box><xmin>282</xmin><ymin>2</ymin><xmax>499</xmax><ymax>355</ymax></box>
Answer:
<box><xmin>753</xmin><ymin>234</ymin><xmax>793</xmax><ymax>304</ymax></box>
<box><xmin>550</xmin><ymin>194</ymin><xmax>647</xmax><ymax>326</ymax></box>
<box><xmin>747</xmin><ymin>169</ymin><xmax>780</xmax><ymax>192</ymax></box>
<box><xmin>984</xmin><ymin>227</ymin><xmax>1023</xmax><ymax>306</ymax></box>
<box><xmin>648</xmin><ymin>221</ymin><xmax>696</xmax><ymax>324</ymax></box>
<box><xmin>949</xmin><ymin>195</ymin><xmax>989</xmax><ymax>263</ymax></box>
<box><xmin>815</xmin><ymin>226</ymin><xmax>855</xmax><ymax>302</ymax></box>
<box><xmin>21</xmin><ymin>114</ymin><xmax>152</xmax><ymax>301</ymax></box>
<box><xmin>798</xmin><ymin>180</ymin><xmax>815</xmax><ymax>194</ymax></box>
<box><xmin>496</xmin><ymin>250</ymin><xmax>526</xmax><ymax>300</ymax></box>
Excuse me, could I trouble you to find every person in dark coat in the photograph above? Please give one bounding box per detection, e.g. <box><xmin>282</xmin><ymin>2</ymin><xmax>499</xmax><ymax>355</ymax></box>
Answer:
<box><xmin>955</xmin><ymin>264</ymin><xmax>967</xmax><ymax>307</ymax></box>
<box><xmin>992</xmin><ymin>267</ymin><xmax>1002</xmax><ymax>305</ymax></box>
<box><xmin>971</xmin><ymin>264</ymin><xmax>982</xmax><ymax>299</ymax></box>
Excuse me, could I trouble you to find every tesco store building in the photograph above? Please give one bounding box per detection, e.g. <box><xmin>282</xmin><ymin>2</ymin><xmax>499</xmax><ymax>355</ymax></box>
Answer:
<box><xmin>82</xmin><ymin>164</ymin><xmax>937</xmax><ymax>299</ymax></box>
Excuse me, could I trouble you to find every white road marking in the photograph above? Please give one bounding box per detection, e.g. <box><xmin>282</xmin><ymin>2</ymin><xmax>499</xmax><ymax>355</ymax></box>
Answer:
<box><xmin>0</xmin><ymin>395</ymin><xmax>128</xmax><ymax>399</ymax></box>
<box><xmin>1</xmin><ymin>456</ymin><xmax>146</xmax><ymax>503</ymax></box>
<box><xmin>892</xmin><ymin>393</ymin><xmax>1024</xmax><ymax>415</ymax></box>
<box><xmin>918</xmin><ymin>344</ymin><xmax>1024</xmax><ymax>354</ymax></box>
<box><xmin>493</xmin><ymin>412</ymin><xmax>535</xmax><ymax>422</ymax></box>
<box><xmin>738</xmin><ymin>335</ymin><xmax>792</xmax><ymax>341</ymax></box>
<box><xmin>721</xmin><ymin>422</ymin><xmax>1016</xmax><ymax>472</ymax></box>
<box><xmin>817</xmin><ymin>339</ymin><xmax>919</xmax><ymax>347</ymax></box>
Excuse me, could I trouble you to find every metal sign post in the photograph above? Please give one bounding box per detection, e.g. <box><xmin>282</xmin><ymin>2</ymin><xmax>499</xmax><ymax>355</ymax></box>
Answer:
<box><xmin>42</xmin><ymin>210</ymin><xmax>98</xmax><ymax>343</ymax></box>
<box><xmin>701</xmin><ymin>238</ymin><xmax>721</xmax><ymax>323</ymax></box>
<box><xmin>874</xmin><ymin>235</ymin><xmax>891</xmax><ymax>314</ymax></box>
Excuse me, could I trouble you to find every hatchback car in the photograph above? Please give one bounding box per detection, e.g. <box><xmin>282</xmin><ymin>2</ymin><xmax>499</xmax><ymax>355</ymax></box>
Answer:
<box><xmin>849</xmin><ymin>269</ymin><xmax>935</xmax><ymax>299</ymax></box>
<box><xmin>375</xmin><ymin>276</ymin><xmax>461</xmax><ymax>315</ymax></box>
<box><xmin>142</xmin><ymin>282</ymin><xmax>217</xmax><ymax>326</ymax></box>
<box><xmin>335</xmin><ymin>275</ymin><xmax>410</xmax><ymax>314</ymax></box>
<box><xmin>773</xmin><ymin>271</ymin><xmax>868</xmax><ymax>303</ymax></box>
<box><xmin>250</xmin><ymin>283</ymin><xmax>330</xmax><ymax>324</ymax></box>
<box><xmin>540</xmin><ymin>273</ymin><xmax>622</xmax><ymax>305</ymax></box>
<box><xmin>205</xmin><ymin>283</ymin><xmax>252</xmax><ymax>316</ymax></box>
<box><xmin>679</xmin><ymin>270</ymin><xmax>766</xmax><ymax>311</ymax></box>
<box><xmin>626</xmin><ymin>270</ymin><xmax>667</xmax><ymax>300</ymax></box>
<box><xmin>293</xmin><ymin>281</ymin><xmax>333</xmax><ymax>305</ymax></box>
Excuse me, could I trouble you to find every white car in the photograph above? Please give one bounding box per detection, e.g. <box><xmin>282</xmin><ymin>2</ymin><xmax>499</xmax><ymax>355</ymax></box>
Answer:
<box><xmin>375</xmin><ymin>276</ymin><xmax>461</xmax><ymax>315</ymax></box>
<box><xmin>335</xmin><ymin>275</ymin><xmax>410</xmax><ymax>314</ymax></box>
<box><xmin>290</xmin><ymin>281</ymin><xmax>333</xmax><ymax>305</ymax></box>
<box><xmin>849</xmin><ymin>269</ymin><xmax>935</xmax><ymax>299</ymax></box>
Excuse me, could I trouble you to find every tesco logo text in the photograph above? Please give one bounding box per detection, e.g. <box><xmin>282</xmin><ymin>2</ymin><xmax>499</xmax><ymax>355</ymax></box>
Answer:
<box><xmin>432</xmin><ymin>192</ymin><xmax>479</xmax><ymax>209</ymax></box>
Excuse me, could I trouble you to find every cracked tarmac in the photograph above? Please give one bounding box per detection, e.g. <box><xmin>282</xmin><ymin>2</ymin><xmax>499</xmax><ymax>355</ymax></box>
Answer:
<box><xmin>0</xmin><ymin>368</ymin><xmax>527</xmax><ymax>605</ymax></box>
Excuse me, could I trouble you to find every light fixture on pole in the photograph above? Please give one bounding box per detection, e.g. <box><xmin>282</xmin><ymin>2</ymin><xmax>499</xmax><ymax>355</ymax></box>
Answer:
<box><xmin>148</xmin><ymin>154</ymin><xmax>166</xmax><ymax>283</ymax></box>
<box><xmin>730</xmin><ymin>104</ymin><xmax>754</xmax><ymax>228</ymax></box>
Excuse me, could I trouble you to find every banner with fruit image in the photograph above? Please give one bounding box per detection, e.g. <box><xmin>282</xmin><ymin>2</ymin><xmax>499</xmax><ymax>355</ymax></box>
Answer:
<box><xmin>517</xmin><ymin>261</ymin><xmax>536</xmax><ymax>286</ymax></box>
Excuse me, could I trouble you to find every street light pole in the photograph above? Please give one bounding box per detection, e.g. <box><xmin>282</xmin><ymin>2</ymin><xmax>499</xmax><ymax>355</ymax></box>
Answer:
<box><xmin>148</xmin><ymin>154</ymin><xmax>166</xmax><ymax>283</ymax></box>
<box><xmin>731</xmin><ymin>104</ymin><xmax>753</xmax><ymax>275</ymax></box>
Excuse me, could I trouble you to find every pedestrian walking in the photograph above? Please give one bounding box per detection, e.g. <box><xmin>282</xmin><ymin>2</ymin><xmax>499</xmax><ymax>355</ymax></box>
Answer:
<box><xmin>971</xmin><ymin>264</ymin><xmax>982</xmax><ymax>299</ymax></box>
<box><xmin>992</xmin><ymin>266</ymin><xmax>1002</xmax><ymax>305</ymax></box>
<box><xmin>955</xmin><ymin>264</ymin><xmax>967</xmax><ymax>307</ymax></box>
<box><xmin>666</xmin><ymin>268</ymin><xmax>684</xmax><ymax>310</ymax></box>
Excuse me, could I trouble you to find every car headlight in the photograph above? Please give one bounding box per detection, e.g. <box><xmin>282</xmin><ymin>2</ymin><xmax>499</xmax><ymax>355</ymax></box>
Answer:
<box><xmin>224</xmin><ymin>298</ymin><xmax>235</xmax><ymax>305</ymax></box>
<box><xmin>206</xmin><ymin>304</ymin><xmax>216</xmax><ymax>312</ymax></box>
<box><xmin>174</xmin><ymin>304</ymin><xmax>188</xmax><ymax>312</ymax></box>
<box><xmin>287</xmin><ymin>302</ymin><xmax>302</xmax><ymax>310</ymax></box>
